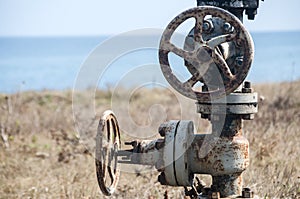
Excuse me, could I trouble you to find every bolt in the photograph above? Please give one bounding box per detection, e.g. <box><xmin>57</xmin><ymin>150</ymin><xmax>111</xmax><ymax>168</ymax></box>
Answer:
<box><xmin>211</xmin><ymin>192</ymin><xmax>220</xmax><ymax>199</ymax></box>
<box><xmin>242</xmin><ymin>187</ymin><xmax>254</xmax><ymax>198</ymax></box>
<box><xmin>242</xmin><ymin>81</ymin><xmax>252</xmax><ymax>93</ymax></box>
<box><xmin>158</xmin><ymin>122</ymin><xmax>172</xmax><ymax>137</ymax></box>
<box><xmin>242</xmin><ymin>114</ymin><xmax>255</xmax><ymax>120</ymax></box>
<box><xmin>124</xmin><ymin>141</ymin><xmax>137</xmax><ymax>147</ymax></box>
<box><xmin>201</xmin><ymin>114</ymin><xmax>209</xmax><ymax>119</ymax></box>
<box><xmin>223</xmin><ymin>22</ymin><xmax>232</xmax><ymax>33</ymax></box>
<box><xmin>235</xmin><ymin>57</ymin><xmax>243</xmax><ymax>66</ymax></box>
<box><xmin>246</xmin><ymin>8</ymin><xmax>257</xmax><ymax>20</ymax></box>
<box><xmin>202</xmin><ymin>85</ymin><xmax>208</xmax><ymax>92</ymax></box>
<box><xmin>244</xmin><ymin>81</ymin><xmax>251</xmax><ymax>89</ymax></box>
<box><xmin>203</xmin><ymin>20</ymin><xmax>213</xmax><ymax>33</ymax></box>
<box><xmin>158</xmin><ymin>125</ymin><xmax>166</xmax><ymax>137</ymax></box>
<box><xmin>236</xmin><ymin>39</ymin><xmax>242</xmax><ymax>47</ymax></box>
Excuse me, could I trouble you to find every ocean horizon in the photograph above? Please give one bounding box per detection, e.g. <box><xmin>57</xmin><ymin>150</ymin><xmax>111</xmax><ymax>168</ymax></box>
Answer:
<box><xmin>0</xmin><ymin>31</ymin><xmax>299</xmax><ymax>94</ymax></box>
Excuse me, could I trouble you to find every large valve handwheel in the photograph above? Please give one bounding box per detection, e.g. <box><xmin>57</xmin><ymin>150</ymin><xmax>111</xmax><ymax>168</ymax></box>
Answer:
<box><xmin>95</xmin><ymin>110</ymin><xmax>121</xmax><ymax>196</ymax></box>
<box><xmin>159</xmin><ymin>6</ymin><xmax>254</xmax><ymax>101</ymax></box>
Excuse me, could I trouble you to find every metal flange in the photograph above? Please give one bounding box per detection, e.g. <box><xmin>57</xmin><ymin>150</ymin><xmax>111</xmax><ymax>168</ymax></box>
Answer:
<box><xmin>159</xmin><ymin>120</ymin><xmax>194</xmax><ymax>186</ymax></box>
<box><xmin>196</xmin><ymin>92</ymin><xmax>258</xmax><ymax>115</ymax></box>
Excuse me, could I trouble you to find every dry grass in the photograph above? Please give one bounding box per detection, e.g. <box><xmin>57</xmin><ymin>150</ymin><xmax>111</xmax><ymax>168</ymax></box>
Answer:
<box><xmin>243</xmin><ymin>81</ymin><xmax>300</xmax><ymax>198</ymax></box>
<box><xmin>0</xmin><ymin>81</ymin><xmax>299</xmax><ymax>198</ymax></box>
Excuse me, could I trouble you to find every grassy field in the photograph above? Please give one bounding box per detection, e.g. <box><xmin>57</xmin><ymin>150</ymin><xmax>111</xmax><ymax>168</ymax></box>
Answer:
<box><xmin>0</xmin><ymin>81</ymin><xmax>299</xmax><ymax>198</ymax></box>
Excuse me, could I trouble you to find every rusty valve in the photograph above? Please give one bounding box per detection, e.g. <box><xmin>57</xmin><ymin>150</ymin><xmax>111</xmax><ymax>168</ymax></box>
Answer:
<box><xmin>159</xmin><ymin>6</ymin><xmax>254</xmax><ymax>101</ymax></box>
<box><xmin>95</xmin><ymin>3</ymin><xmax>260</xmax><ymax>199</ymax></box>
<box><xmin>95</xmin><ymin>110</ymin><xmax>121</xmax><ymax>196</ymax></box>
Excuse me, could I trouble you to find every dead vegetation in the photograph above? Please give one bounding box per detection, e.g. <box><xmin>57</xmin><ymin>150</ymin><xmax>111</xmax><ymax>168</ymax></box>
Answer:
<box><xmin>0</xmin><ymin>81</ymin><xmax>299</xmax><ymax>198</ymax></box>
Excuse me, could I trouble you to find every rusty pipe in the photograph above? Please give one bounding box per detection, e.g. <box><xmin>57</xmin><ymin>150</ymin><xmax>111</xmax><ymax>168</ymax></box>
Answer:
<box><xmin>118</xmin><ymin>139</ymin><xmax>164</xmax><ymax>167</ymax></box>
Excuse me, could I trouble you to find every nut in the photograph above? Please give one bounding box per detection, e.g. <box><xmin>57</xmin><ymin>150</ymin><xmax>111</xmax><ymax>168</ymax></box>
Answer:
<box><xmin>242</xmin><ymin>187</ymin><xmax>254</xmax><ymax>198</ymax></box>
<box><xmin>203</xmin><ymin>20</ymin><xmax>214</xmax><ymax>33</ymax></box>
<box><xmin>242</xmin><ymin>81</ymin><xmax>252</xmax><ymax>93</ymax></box>
<box><xmin>223</xmin><ymin>22</ymin><xmax>232</xmax><ymax>33</ymax></box>
<box><xmin>211</xmin><ymin>192</ymin><xmax>220</xmax><ymax>199</ymax></box>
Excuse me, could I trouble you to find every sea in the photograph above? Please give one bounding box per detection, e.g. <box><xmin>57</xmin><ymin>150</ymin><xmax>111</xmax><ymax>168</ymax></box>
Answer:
<box><xmin>0</xmin><ymin>31</ymin><xmax>299</xmax><ymax>93</ymax></box>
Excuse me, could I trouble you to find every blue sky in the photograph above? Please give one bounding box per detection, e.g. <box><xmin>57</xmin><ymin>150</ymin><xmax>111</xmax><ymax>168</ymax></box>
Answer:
<box><xmin>0</xmin><ymin>0</ymin><xmax>299</xmax><ymax>36</ymax></box>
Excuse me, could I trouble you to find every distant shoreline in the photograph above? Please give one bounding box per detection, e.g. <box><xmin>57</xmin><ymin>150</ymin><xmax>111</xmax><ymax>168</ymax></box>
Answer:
<box><xmin>1</xmin><ymin>31</ymin><xmax>299</xmax><ymax>93</ymax></box>
<box><xmin>0</xmin><ymin>30</ymin><xmax>299</xmax><ymax>38</ymax></box>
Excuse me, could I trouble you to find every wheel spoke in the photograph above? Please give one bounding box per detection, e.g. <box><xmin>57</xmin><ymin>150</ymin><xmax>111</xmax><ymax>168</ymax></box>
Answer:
<box><xmin>184</xmin><ymin>73</ymin><xmax>200</xmax><ymax>87</ymax></box>
<box><xmin>101</xmin><ymin>149</ymin><xmax>107</xmax><ymax>179</ymax></box>
<box><xmin>108</xmin><ymin>164</ymin><xmax>115</xmax><ymax>182</ymax></box>
<box><xmin>106</xmin><ymin>120</ymin><xmax>111</xmax><ymax>143</ymax></box>
<box><xmin>194</xmin><ymin>13</ymin><xmax>205</xmax><ymax>43</ymax></box>
<box><xmin>183</xmin><ymin>56</ymin><xmax>211</xmax><ymax>88</ymax></box>
<box><xmin>161</xmin><ymin>41</ymin><xmax>193</xmax><ymax>62</ymax></box>
<box><xmin>108</xmin><ymin>147</ymin><xmax>116</xmax><ymax>182</ymax></box>
<box><xmin>207</xmin><ymin>33</ymin><xmax>236</xmax><ymax>49</ymax></box>
<box><xmin>212</xmin><ymin>50</ymin><xmax>234</xmax><ymax>79</ymax></box>
<box><xmin>109</xmin><ymin>119</ymin><xmax>114</xmax><ymax>141</ymax></box>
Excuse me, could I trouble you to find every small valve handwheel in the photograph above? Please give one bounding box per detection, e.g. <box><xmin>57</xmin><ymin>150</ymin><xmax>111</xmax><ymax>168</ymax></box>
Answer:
<box><xmin>95</xmin><ymin>110</ymin><xmax>121</xmax><ymax>196</ymax></box>
<box><xmin>159</xmin><ymin>6</ymin><xmax>254</xmax><ymax>101</ymax></box>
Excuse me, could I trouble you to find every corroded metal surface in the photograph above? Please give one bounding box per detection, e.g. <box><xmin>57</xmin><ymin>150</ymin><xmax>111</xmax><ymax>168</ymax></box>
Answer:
<box><xmin>114</xmin><ymin>117</ymin><xmax>250</xmax><ymax>197</ymax></box>
<box><xmin>189</xmin><ymin>134</ymin><xmax>249</xmax><ymax>176</ymax></box>
<box><xmin>197</xmin><ymin>0</ymin><xmax>262</xmax><ymax>20</ymax></box>
<box><xmin>212</xmin><ymin>173</ymin><xmax>243</xmax><ymax>197</ymax></box>
<box><xmin>158</xmin><ymin>121</ymin><xmax>195</xmax><ymax>186</ymax></box>
<box><xmin>130</xmin><ymin>139</ymin><xmax>163</xmax><ymax>166</ymax></box>
<box><xmin>212</xmin><ymin>115</ymin><xmax>242</xmax><ymax>137</ymax></box>
<box><xmin>157</xmin><ymin>118</ymin><xmax>250</xmax><ymax>197</ymax></box>
<box><xmin>160</xmin><ymin>121</ymin><xmax>179</xmax><ymax>186</ymax></box>
<box><xmin>187</xmin><ymin>132</ymin><xmax>249</xmax><ymax>198</ymax></box>
<box><xmin>197</xmin><ymin>102</ymin><xmax>258</xmax><ymax>115</ymax></box>
<box><xmin>159</xmin><ymin>6</ymin><xmax>254</xmax><ymax>102</ymax></box>
<box><xmin>95</xmin><ymin>110</ymin><xmax>121</xmax><ymax>196</ymax></box>
<box><xmin>197</xmin><ymin>82</ymin><xmax>258</xmax><ymax>122</ymax></box>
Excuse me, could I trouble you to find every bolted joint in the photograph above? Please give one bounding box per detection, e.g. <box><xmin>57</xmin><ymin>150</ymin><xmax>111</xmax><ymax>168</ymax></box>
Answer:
<box><xmin>223</xmin><ymin>22</ymin><xmax>233</xmax><ymax>33</ymax></box>
<box><xmin>244</xmin><ymin>81</ymin><xmax>251</xmax><ymax>89</ymax></box>
<box><xmin>203</xmin><ymin>20</ymin><xmax>214</xmax><ymax>33</ymax></box>
<box><xmin>202</xmin><ymin>85</ymin><xmax>208</xmax><ymax>92</ymax></box>
<box><xmin>235</xmin><ymin>56</ymin><xmax>244</xmax><ymax>67</ymax></box>
<box><xmin>242</xmin><ymin>114</ymin><xmax>255</xmax><ymax>120</ymax></box>
<box><xmin>246</xmin><ymin>8</ymin><xmax>257</xmax><ymax>20</ymax></box>
<box><xmin>158</xmin><ymin>123</ymin><xmax>168</xmax><ymax>137</ymax></box>
<box><xmin>242</xmin><ymin>188</ymin><xmax>254</xmax><ymax>198</ymax></box>
<box><xmin>242</xmin><ymin>81</ymin><xmax>252</xmax><ymax>93</ymax></box>
<box><xmin>124</xmin><ymin>140</ymin><xmax>137</xmax><ymax>147</ymax></box>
